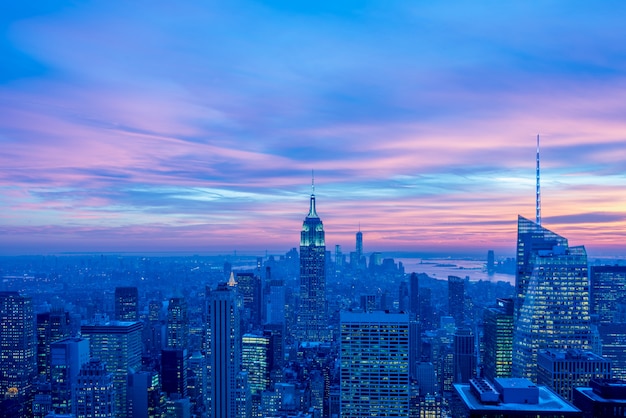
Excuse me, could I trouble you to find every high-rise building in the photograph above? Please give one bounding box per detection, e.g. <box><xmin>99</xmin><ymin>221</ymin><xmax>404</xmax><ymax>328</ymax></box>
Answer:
<box><xmin>0</xmin><ymin>291</ymin><xmax>36</xmax><ymax>416</ymax></box>
<box><xmin>161</xmin><ymin>347</ymin><xmax>188</xmax><ymax>398</ymax></box>
<box><xmin>448</xmin><ymin>276</ymin><xmax>465</xmax><ymax>327</ymax></box>
<box><xmin>166</xmin><ymin>295</ymin><xmax>189</xmax><ymax>349</ymax></box>
<box><xmin>127</xmin><ymin>370</ymin><xmax>163</xmax><ymax>418</ymax></box>
<box><xmin>297</xmin><ymin>189</ymin><xmax>328</xmax><ymax>342</ymax></box>
<box><xmin>115</xmin><ymin>286</ymin><xmax>139</xmax><ymax>322</ymax></box>
<box><xmin>36</xmin><ymin>309</ymin><xmax>71</xmax><ymax>380</ymax></box>
<box><xmin>81</xmin><ymin>320</ymin><xmax>143</xmax><ymax>418</ymax></box>
<box><xmin>207</xmin><ymin>283</ymin><xmax>242</xmax><ymax>418</ymax></box>
<box><xmin>482</xmin><ymin>298</ymin><xmax>514</xmax><ymax>381</ymax></box>
<box><xmin>537</xmin><ymin>349</ymin><xmax>612</xmax><ymax>402</ymax></box>
<box><xmin>598</xmin><ymin>324</ymin><xmax>626</xmax><ymax>379</ymax></box>
<box><xmin>340</xmin><ymin>311</ymin><xmax>410</xmax><ymax>417</ymax></box>
<box><xmin>236</xmin><ymin>272</ymin><xmax>262</xmax><ymax>331</ymax></box>
<box><xmin>590</xmin><ymin>265</ymin><xmax>626</xmax><ymax>324</ymax></box>
<box><xmin>73</xmin><ymin>358</ymin><xmax>116</xmax><ymax>418</ymax></box>
<box><xmin>265</xmin><ymin>279</ymin><xmax>286</xmax><ymax>326</ymax></box>
<box><xmin>454</xmin><ymin>328</ymin><xmax>476</xmax><ymax>383</ymax></box>
<box><xmin>513</xmin><ymin>216</ymin><xmax>591</xmax><ymax>382</ymax></box>
<box><xmin>187</xmin><ymin>351</ymin><xmax>207</xmax><ymax>417</ymax></box>
<box><xmin>242</xmin><ymin>333</ymin><xmax>272</xmax><ymax>395</ymax></box>
<box><xmin>399</xmin><ymin>281</ymin><xmax>409</xmax><ymax>312</ymax></box>
<box><xmin>50</xmin><ymin>337</ymin><xmax>90</xmax><ymax>414</ymax></box>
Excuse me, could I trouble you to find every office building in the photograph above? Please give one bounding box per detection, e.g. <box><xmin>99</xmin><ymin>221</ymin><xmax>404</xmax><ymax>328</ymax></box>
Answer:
<box><xmin>114</xmin><ymin>286</ymin><xmax>139</xmax><ymax>322</ymax></box>
<box><xmin>128</xmin><ymin>370</ymin><xmax>163</xmax><ymax>418</ymax></box>
<box><xmin>537</xmin><ymin>349</ymin><xmax>612</xmax><ymax>402</ymax></box>
<box><xmin>81</xmin><ymin>320</ymin><xmax>143</xmax><ymax>418</ymax></box>
<box><xmin>207</xmin><ymin>283</ymin><xmax>242</xmax><ymax>418</ymax></box>
<box><xmin>573</xmin><ymin>379</ymin><xmax>626</xmax><ymax>418</ymax></box>
<box><xmin>513</xmin><ymin>216</ymin><xmax>591</xmax><ymax>381</ymax></box>
<box><xmin>265</xmin><ymin>279</ymin><xmax>286</xmax><ymax>325</ymax></box>
<box><xmin>598</xmin><ymin>324</ymin><xmax>626</xmax><ymax>379</ymax></box>
<box><xmin>454</xmin><ymin>328</ymin><xmax>476</xmax><ymax>383</ymax></box>
<box><xmin>161</xmin><ymin>347</ymin><xmax>188</xmax><ymax>398</ymax></box>
<box><xmin>235</xmin><ymin>272</ymin><xmax>262</xmax><ymax>331</ymax></box>
<box><xmin>452</xmin><ymin>377</ymin><xmax>582</xmax><ymax>417</ymax></box>
<box><xmin>73</xmin><ymin>359</ymin><xmax>116</xmax><ymax>418</ymax></box>
<box><xmin>448</xmin><ymin>276</ymin><xmax>465</xmax><ymax>327</ymax></box>
<box><xmin>0</xmin><ymin>291</ymin><xmax>36</xmax><ymax>416</ymax></box>
<box><xmin>482</xmin><ymin>298</ymin><xmax>514</xmax><ymax>381</ymax></box>
<box><xmin>340</xmin><ymin>311</ymin><xmax>410</xmax><ymax>417</ymax></box>
<box><xmin>242</xmin><ymin>333</ymin><xmax>272</xmax><ymax>395</ymax></box>
<box><xmin>297</xmin><ymin>189</ymin><xmax>328</xmax><ymax>342</ymax></box>
<box><xmin>36</xmin><ymin>309</ymin><xmax>71</xmax><ymax>380</ymax></box>
<box><xmin>166</xmin><ymin>295</ymin><xmax>189</xmax><ymax>349</ymax></box>
<box><xmin>50</xmin><ymin>337</ymin><xmax>90</xmax><ymax>414</ymax></box>
<box><xmin>590</xmin><ymin>265</ymin><xmax>626</xmax><ymax>324</ymax></box>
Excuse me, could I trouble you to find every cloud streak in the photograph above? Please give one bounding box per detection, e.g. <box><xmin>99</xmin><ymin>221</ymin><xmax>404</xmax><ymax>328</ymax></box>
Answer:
<box><xmin>1</xmin><ymin>1</ymin><xmax>626</xmax><ymax>256</ymax></box>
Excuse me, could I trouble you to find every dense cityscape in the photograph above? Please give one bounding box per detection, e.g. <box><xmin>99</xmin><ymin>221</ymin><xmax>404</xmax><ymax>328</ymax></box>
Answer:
<box><xmin>1</xmin><ymin>186</ymin><xmax>625</xmax><ymax>417</ymax></box>
<box><xmin>3</xmin><ymin>2</ymin><xmax>626</xmax><ymax>418</ymax></box>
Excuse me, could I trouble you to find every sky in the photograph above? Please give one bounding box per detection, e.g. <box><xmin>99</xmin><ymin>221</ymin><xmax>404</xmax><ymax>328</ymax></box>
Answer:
<box><xmin>1</xmin><ymin>1</ymin><xmax>626</xmax><ymax>257</ymax></box>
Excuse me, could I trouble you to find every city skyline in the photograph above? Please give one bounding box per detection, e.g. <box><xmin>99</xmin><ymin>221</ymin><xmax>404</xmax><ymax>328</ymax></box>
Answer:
<box><xmin>2</xmin><ymin>2</ymin><xmax>626</xmax><ymax>256</ymax></box>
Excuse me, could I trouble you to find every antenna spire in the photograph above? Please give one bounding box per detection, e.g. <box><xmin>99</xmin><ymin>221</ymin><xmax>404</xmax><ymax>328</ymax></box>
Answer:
<box><xmin>536</xmin><ymin>134</ymin><xmax>541</xmax><ymax>225</ymax></box>
<box><xmin>311</xmin><ymin>169</ymin><xmax>315</xmax><ymax>196</ymax></box>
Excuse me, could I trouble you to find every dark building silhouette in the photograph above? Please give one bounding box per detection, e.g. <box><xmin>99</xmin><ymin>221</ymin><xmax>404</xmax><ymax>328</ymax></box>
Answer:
<box><xmin>448</xmin><ymin>276</ymin><xmax>465</xmax><ymax>327</ymax></box>
<box><xmin>454</xmin><ymin>328</ymin><xmax>476</xmax><ymax>383</ymax></box>
<box><xmin>235</xmin><ymin>272</ymin><xmax>262</xmax><ymax>331</ymax></box>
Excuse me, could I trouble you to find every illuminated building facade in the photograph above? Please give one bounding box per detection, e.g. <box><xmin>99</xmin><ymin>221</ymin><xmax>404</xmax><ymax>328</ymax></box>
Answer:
<box><xmin>166</xmin><ymin>295</ymin><xmax>189</xmax><ymax>349</ymax></box>
<box><xmin>513</xmin><ymin>216</ymin><xmax>591</xmax><ymax>382</ymax></box>
<box><xmin>590</xmin><ymin>265</ymin><xmax>626</xmax><ymax>324</ymax></box>
<box><xmin>340</xmin><ymin>311</ymin><xmax>410</xmax><ymax>417</ymax></box>
<box><xmin>448</xmin><ymin>276</ymin><xmax>465</xmax><ymax>327</ymax></box>
<box><xmin>36</xmin><ymin>309</ymin><xmax>71</xmax><ymax>380</ymax></box>
<box><xmin>482</xmin><ymin>298</ymin><xmax>514</xmax><ymax>381</ymax></box>
<box><xmin>297</xmin><ymin>190</ymin><xmax>328</xmax><ymax>342</ymax></box>
<box><xmin>81</xmin><ymin>320</ymin><xmax>143</xmax><ymax>418</ymax></box>
<box><xmin>0</xmin><ymin>291</ymin><xmax>36</xmax><ymax>416</ymax></box>
<box><xmin>74</xmin><ymin>358</ymin><xmax>116</xmax><ymax>418</ymax></box>
<box><xmin>537</xmin><ymin>349</ymin><xmax>612</xmax><ymax>402</ymax></box>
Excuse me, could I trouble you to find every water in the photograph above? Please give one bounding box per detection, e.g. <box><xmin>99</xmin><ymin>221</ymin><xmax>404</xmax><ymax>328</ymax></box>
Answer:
<box><xmin>398</xmin><ymin>257</ymin><xmax>514</xmax><ymax>285</ymax></box>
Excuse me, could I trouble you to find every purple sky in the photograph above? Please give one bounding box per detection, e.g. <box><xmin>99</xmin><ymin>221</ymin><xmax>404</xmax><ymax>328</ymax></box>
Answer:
<box><xmin>1</xmin><ymin>1</ymin><xmax>626</xmax><ymax>256</ymax></box>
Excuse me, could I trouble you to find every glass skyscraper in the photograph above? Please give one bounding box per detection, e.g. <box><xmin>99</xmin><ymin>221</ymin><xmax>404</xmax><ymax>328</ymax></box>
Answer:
<box><xmin>513</xmin><ymin>216</ymin><xmax>591</xmax><ymax>381</ymax></box>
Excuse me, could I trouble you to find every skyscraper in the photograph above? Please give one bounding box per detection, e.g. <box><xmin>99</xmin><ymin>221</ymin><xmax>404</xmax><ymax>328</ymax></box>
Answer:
<box><xmin>236</xmin><ymin>272</ymin><xmax>262</xmax><ymax>331</ymax></box>
<box><xmin>50</xmin><ymin>337</ymin><xmax>90</xmax><ymax>414</ymax></box>
<box><xmin>0</xmin><ymin>291</ymin><xmax>36</xmax><ymax>416</ymax></box>
<box><xmin>454</xmin><ymin>328</ymin><xmax>476</xmax><ymax>383</ymax></box>
<box><xmin>513</xmin><ymin>216</ymin><xmax>591</xmax><ymax>381</ymax></box>
<box><xmin>36</xmin><ymin>309</ymin><xmax>71</xmax><ymax>380</ymax></box>
<box><xmin>81</xmin><ymin>320</ymin><xmax>143</xmax><ymax>417</ymax></box>
<box><xmin>482</xmin><ymin>298</ymin><xmax>514</xmax><ymax>381</ymax></box>
<box><xmin>448</xmin><ymin>275</ymin><xmax>465</xmax><ymax>327</ymax></box>
<box><xmin>166</xmin><ymin>295</ymin><xmax>189</xmax><ymax>349</ymax></box>
<box><xmin>590</xmin><ymin>265</ymin><xmax>626</xmax><ymax>324</ymax></box>
<box><xmin>340</xmin><ymin>311</ymin><xmax>410</xmax><ymax>417</ymax></box>
<box><xmin>115</xmin><ymin>286</ymin><xmax>139</xmax><ymax>322</ymax></box>
<box><xmin>297</xmin><ymin>188</ymin><xmax>328</xmax><ymax>342</ymax></box>
<box><xmin>207</xmin><ymin>283</ymin><xmax>242</xmax><ymax>418</ymax></box>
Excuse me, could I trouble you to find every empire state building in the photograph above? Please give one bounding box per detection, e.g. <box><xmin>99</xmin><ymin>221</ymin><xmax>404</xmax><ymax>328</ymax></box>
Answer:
<box><xmin>297</xmin><ymin>189</ymin><xmax>328</xmax><ymax>342</ymax></box>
